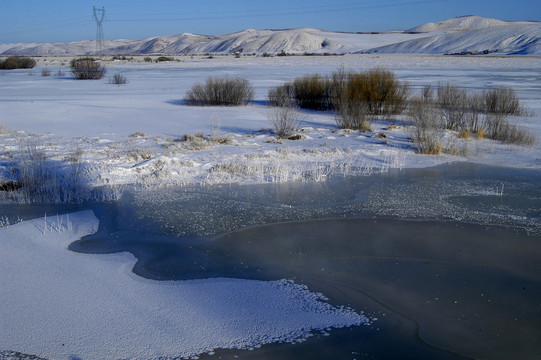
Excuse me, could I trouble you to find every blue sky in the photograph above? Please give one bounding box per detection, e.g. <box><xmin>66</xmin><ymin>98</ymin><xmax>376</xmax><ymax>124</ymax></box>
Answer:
<box><xmin>1</xmin><ymin>0</ymin><xmax>540</xmax><ymax>43</ymax></box>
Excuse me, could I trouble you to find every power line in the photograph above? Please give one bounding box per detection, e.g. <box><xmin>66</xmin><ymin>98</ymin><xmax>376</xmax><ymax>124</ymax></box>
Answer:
<box><xmin>93</xmin><ymin>6</ymin><xmax>105</xmax><ymax>56</ymax></box>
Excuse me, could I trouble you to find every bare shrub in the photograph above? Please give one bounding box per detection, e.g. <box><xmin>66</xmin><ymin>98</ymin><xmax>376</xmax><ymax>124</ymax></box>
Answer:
<box><xmin>185</xmin><ymin>77</ymin><xmax>254</xmax><ymax>106</ymax></box>
<box><xmin>55</xmin><ymin>69</ymin><xmax>65</xmax><ymax>77</ymax></box>
<box><xmin>70</xmin><ymin>57</ymin><xmax>106</xmax><ymax>80</ymax></box>
<box><xmin>334</xmin><ymin>98</ymin><xmax>374</xmax><ymax>131</ymax></box>
<box><xmin>0</xmin><ymin>56</ymin><xmax>36</xmax><ymax>70</ymax></box>
<box><xmin>421</xmin><ymin>85</ymin><xmax>434</xmax><ymax>100</ymax></box>
<box><xmin>156</xmin><ymin>56</ymin><xmax>174</xmax><ymax>62</ymax></box>
<box><xmin>268</xmin><ymin>83</ymin><xmax>295</xmax><ymax>106</ymax></box>
<box><xmin>482</xmin><ymin>87</ymin><xmax>526</xmax><ymax>116</ymax></box>
<box><xmin>41</xmin><ymin>68</ymin><xmax>51</xmax><ymax>77</ymax></box>
<box><xmin>267</xmin><ymin>96</ymin><xmax>302</xmax><ymax>138</ymax></box>
<box><xmin>331</xmin><ymin>68</ymin><xmax>409</xmax><ymax>120</ymax></box>
<box><xmin>345</xmin><ymin>68</ymin><xmax>409</xmax><ymax>117</ymax></box>
<box><xmin>408</xmin><ymin>97</ymin><xmax>445</xmax><ymax>155</ymax></box>
<box><xmin>464</xmin><ymin>93</ymin><xmax>484</xmax><ymax>134</ymax></box>
<box><xmin>437</xmin><ymin>82</ymin><xmax>468</xmax><ymax>130</ymax></box>
<box><xmin>109</xmin><ymin>73</ymin><xmax>127</xmax><ymax>85</ymax></box>
<box><xmin>291</xmin><ymin>74</ymin><xmax>332</xmax><ymax>110</ymax></box>
<box><xmin>483</xmin><ymin>114</ymin><xmax>535</xmax><ymax>146</ymax></box>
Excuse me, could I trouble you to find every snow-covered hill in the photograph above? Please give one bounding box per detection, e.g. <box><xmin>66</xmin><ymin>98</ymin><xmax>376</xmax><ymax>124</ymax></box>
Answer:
<box><xmin>366</xmin><ymin>24</ymin><xmax>541</xmax><ymax>55</ymax></box>
<box><xmin>409</xmin><ymin>15</ymin><xmax>538</xmax><ymax>33</ymax></box>
<box><xmin>0</xmin><ymin>28</ymin><xmax>424</xmax><ymax>56</ymax></box>
<box><xmin>1</xmin><ymin>16</ymin><xmax>540</xmax><ymax>56</ymax></box>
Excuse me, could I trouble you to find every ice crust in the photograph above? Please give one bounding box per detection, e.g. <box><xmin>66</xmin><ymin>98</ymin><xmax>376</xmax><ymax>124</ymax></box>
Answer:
<box><xmin>0</xmin><ymin>211</ymin><xmax>368</xmax><ymax>360</ymax></box>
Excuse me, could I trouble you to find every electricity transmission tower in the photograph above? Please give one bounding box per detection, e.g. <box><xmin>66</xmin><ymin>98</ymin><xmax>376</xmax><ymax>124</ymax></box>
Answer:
<box><xmin>92</xmin><ymin>6</ymin><xmax>105</xmax><ymax>57</ymax></box>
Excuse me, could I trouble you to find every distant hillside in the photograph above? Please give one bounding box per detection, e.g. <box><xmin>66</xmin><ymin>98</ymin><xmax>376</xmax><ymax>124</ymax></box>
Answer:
<box><xmin>1</xmin><ymin>16</ymin><xmax>540</xmax><ymax>57</ymax></box>
<box><xmin>366</xmin><ymin>24</ymin><xmax>541</xmax><ymax>55</ymax></box>
<box><xmin>0</xmin><ymin>28</ymin><xmax>423</xmax><ymax>56</ymax></box>
<box><xmin>409</xmin><ymin>15</ymin><xmax>538</xmax><ymax>33</ymax></box>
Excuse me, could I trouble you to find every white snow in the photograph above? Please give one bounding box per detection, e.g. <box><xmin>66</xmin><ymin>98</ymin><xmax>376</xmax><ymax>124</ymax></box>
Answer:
<box><xmin>367</xmin><ymin>24</ymin><xmax>541</xmax><ymax>55</ymax></box>
<box><xmin>0</xmin><ymin>211</ymin><xmax>368</xmax><ymax>360</ymax></box>
<box><xmin>0</xmin><ymin>55</ymin><xmax>541</xmax><ymax>191</ymax></box>
<box><xmin>408</xmin><ymin>15</ymin><xmax>538</xmax><ymax>33</ymax></box>
<box><xmin>0</xmin><ymin>28</ymin><xmax>430</xmax><ymax>56</ymax></box>
<box><xmin>1</xmin><ymin>54</ymin><xmax>539</xmax><ymax>192</ymax></box>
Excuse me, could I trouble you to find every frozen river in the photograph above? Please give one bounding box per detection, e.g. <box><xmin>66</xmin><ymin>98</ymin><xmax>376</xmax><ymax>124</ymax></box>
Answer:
<box><xmin>3</xmin><ymin>162</ymin><xmax>539</xmax><ymax>359</ymax></box>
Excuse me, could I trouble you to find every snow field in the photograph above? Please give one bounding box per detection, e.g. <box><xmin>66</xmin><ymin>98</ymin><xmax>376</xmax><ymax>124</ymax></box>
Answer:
<box><xmin>1</xmin><ymin>55</ymin><xmax>540</xmax><ymax>198</ymax></box>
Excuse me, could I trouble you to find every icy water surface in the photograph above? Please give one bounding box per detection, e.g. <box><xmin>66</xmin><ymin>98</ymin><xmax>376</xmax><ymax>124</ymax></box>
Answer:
<box><xmin>3</xmin><ymin>163</ymin><xmax>540</xmax><ymax>359</ymax></box>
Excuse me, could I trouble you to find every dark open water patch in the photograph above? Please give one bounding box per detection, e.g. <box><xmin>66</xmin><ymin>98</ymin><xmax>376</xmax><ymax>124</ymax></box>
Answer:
<box><xmin>2</xmin><ymin>163</ymin><xmax>540</xmax><ymax>359</ymax></box>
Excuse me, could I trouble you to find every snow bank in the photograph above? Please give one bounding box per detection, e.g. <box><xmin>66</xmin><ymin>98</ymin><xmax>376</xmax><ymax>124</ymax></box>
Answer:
<box><xmin>0</xmin><ymin>211</ymin><xmax>368</xmax><ymax>360</ymax></box>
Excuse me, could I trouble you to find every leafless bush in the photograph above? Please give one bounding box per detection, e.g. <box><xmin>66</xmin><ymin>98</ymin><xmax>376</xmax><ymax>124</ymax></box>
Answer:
<box><xmin>437</xmin><ymin>82</ymin><xmax>469</xmax><ymax>130</ymax></box>
<box><xmin>268</xmin><ymin>83</ymin><xmax>295</xmax><ymax>106</ymax></box>
<box><xmin>0</xmin><ymin>56</ymin><xmax>36</xmax><ymax>69</ymax></box>
<box><xmin>408</xmin><ymin>97</ymin><xmax>445</xmax><ymax>155</ymax></box>
<box><xmin>482</xmin><ymin>87</ymin><xmax>526</xmax><ymax>116</ymax></box>
<box><xmin>185</xmin><ymin>77</ymin><xmax>254</xmax><ymax>106</ymax></box>
<box><xmin>70</xmin><ymin>57</ymin><xmax>106</xmax><ymax>80</ymax></box>
<box><xmin>267</xmin><ymin>96</ymin><xmax>303</xmax><ymax>138</ymax></box>
<box><xmin>41</xmin><ymin>68</ymin><xmax>51</xmax><ymax>77</ymax></box>
<box><xmin>345</xmin><ymin>68</ymin><xmax>409</xmax><ymax>117</ymax></box>
<box><xmin>334</xmin><ymin>98</ymin><xmax>374</xmax><ymax>131</ymax></box>
<box><xmin>483</xmin><ymin>114</ymin><xmax>535</xmax><ymax>145</ymax></box>
<box><xmin>331</xmin><ymin>68</ymin><xmax>409</xmax><ymax>120</ymax></box>
<box><xmin>291</xmin><ymin>74</ymin><xmax>333</xmax><ymax>110</ymax></box>
<box><xmin>109</xmin><ymin>73</ymin><xmax>127</xmax><ymax>85</ymax></box>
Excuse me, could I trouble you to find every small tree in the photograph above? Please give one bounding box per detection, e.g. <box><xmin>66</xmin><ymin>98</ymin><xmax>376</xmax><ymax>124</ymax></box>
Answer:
<box><xmin>70</xmin><ymin>58</ymin><xmax>106</xmax><ymax>80</ymax></box>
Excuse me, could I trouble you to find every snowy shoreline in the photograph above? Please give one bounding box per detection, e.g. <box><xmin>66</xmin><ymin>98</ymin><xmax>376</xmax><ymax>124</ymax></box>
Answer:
<box><xmin>1</xmin><ymin>55</ymin><xmax>540</xmax><ymax>198</ymax></box>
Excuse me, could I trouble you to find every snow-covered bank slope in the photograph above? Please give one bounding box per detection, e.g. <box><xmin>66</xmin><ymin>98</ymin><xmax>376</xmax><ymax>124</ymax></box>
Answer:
<box><xmin>366</xmin><ymin>24</ymin><xmax>541</xmax><ymax>55</ymax></box>
<box><xmin>0</xmin><ymin>211</ymin><xmax>367</xmax><ymax>359</ymax></box>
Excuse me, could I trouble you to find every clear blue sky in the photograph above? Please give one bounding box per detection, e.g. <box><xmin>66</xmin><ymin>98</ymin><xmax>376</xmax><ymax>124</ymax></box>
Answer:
<box><xmin>1</xmin><ymin>0</ymin><xmax>540</xmax><ymax>43</ymax></box>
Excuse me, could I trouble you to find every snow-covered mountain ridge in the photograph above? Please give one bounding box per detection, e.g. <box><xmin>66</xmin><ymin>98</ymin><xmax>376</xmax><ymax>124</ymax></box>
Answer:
<box><xmin>1</xmin><ymin>16</ymin><xmax>540</xmax><ymax>56</ymax></box>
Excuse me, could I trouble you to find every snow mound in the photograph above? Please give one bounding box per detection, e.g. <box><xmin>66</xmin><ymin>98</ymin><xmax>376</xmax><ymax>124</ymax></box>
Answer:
<box><xmin>0</xmin><ymin>211</ymin><xmax>369</xmax><ymax>360</ymax></box>
<box><xmin>366</xmin><ymin>24</ymin><xmax>541</xmax><ymax>55</ymax></box>
<box><xmin>409</xmin><ymin>15</ymin><xmax>538</xmax><ymax>33</ymax></box>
